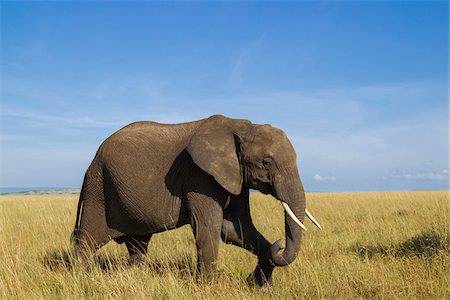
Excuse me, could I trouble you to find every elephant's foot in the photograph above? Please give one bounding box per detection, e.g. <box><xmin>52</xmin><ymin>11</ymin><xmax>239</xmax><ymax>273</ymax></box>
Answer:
<box><xmin>195</xmin><ymin>261</ymin><xmax>219</xmax><ymax>284</ymax></box>
<box><xmin>72</xmin><ymin>243</ymin><xmax>98</xmax><ymax>271</ymax></box>
<box><xmin>246</xmin><ymin>260</ymin><xmax>274</xmax><ymax>287</ymax></box>
<box><xmin>129</xmin><ymin>253</ymin><xmax>147</xmax><ymax>267</ymax></box>
<box><xmin>195</xmin><ymin>271</ymin><xmax>218</xmax><ymax>285</ymax></box>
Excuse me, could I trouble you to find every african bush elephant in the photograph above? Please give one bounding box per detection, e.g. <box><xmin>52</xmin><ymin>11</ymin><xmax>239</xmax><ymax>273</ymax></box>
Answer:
<box><xmin>71</xmin><ymin>114</ymin><xmax>321</xmax><ymax>286</ymax></box>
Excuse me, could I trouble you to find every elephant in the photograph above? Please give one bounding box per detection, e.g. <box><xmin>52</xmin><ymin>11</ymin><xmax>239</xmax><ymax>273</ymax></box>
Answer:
<box><xmin>71</xmin><ymin>114</ymin><xmax>321</xmax><ymax>286</ymax></box>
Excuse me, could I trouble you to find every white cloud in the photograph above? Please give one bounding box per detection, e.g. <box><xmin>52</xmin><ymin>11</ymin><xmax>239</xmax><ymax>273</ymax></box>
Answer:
<box><xmin>313</xmin><ymin>174</ymin><xmax>337</xmax><ymax>181</ymax></box>
<box><xmin>390</xmin><ymin>170</ymin><xmax>449</xmax><ymax>181</ymax></box>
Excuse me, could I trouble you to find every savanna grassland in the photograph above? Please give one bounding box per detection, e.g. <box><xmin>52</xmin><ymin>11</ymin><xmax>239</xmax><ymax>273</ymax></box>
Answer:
<box><xmin>0</xmin><ymin>191</ymin><xmax>448</xmax><ymax>299</ymax></box>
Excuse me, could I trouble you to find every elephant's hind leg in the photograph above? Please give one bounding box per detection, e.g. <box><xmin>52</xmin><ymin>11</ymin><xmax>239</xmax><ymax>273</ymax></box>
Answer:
<box><xmin>73</xmin><ymin>163</ymin><xmax>119</xmax><ymax>266</ymax></box>
<box><xmin>125</xmin><ymin>234</ymin><xmax>152</xmax><ymax>266</ymax></box>
<box><xmin>74</xmin><ymin>201</ymin><xmax>115</xmax><ymax>264</ymax></box>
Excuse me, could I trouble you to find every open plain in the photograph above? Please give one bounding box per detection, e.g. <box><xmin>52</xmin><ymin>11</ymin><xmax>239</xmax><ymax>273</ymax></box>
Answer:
<box><xmin>0</xmin><ymin>191</ymin><xmax>447</xmax><ymax>299</ymax></box>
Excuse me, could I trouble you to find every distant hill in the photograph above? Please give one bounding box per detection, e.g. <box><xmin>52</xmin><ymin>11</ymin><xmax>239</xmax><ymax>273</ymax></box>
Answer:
<box><xmin>0</xmin><ymin>187</ymin><xmax>80</xmax><ymax>195</ymax></box>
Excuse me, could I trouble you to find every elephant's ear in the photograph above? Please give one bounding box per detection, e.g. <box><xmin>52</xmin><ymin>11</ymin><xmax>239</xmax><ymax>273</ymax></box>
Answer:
<box><xmin>187</xmin><ymin>123</ymin><xmax>242</xmax><ymax>195</ymax></box>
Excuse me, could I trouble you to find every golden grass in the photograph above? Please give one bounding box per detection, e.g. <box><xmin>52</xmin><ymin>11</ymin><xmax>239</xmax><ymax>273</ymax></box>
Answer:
<box><xmin>0</xmin><ymin>191</ymin><xmax>448</xmax><ymax>299</ymax></box>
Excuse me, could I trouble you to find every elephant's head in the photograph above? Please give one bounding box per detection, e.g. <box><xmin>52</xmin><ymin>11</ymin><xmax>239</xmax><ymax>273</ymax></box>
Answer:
<box><xmin>187</xmin><ymin>115</ymin><xmax>321</xmax><ymax>266</ymax></box>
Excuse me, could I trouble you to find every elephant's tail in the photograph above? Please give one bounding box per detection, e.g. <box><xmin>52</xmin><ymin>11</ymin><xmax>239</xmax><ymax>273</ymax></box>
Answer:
<box><xmin>70</xmin><ymin>157</ymin><xmax>105</xmax><ymax>245</ymax></box>
<box><xmin>70</xmin><ymin>187</ymin><xmax>84</xmax><ymax>244</ymax></box>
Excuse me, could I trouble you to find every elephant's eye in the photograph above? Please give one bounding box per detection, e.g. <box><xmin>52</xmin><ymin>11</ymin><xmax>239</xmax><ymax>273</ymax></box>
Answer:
<box><xmin>262</xmin><ymin>157</ymin><xmax>272</xmax><ymax>166</ymax></box>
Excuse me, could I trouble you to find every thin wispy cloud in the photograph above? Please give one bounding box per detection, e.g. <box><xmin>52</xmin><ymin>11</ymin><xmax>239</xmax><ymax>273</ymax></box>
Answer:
<box><xmin>390</xmin><ymin>170</ymin><xmax>449</xmax><ymax>181</ymax></box>
<box><xmin>313</xmin><ymin>174</ymin><xmax>337</xmax><ymax>181</ymax></box>
<box><xmin>230</xmin><ymin>32</ymin><xmax>268</xmax><ymax>87</ymax></box>
<box><xmin>2</xmin><ymin>108</ymin><xmax>125</xmax><ymax>128</ymax></box>
<box><xmin>6</xmin><ymin>106</ymin><xmax>192</xmax><ymax>125</ymax></box>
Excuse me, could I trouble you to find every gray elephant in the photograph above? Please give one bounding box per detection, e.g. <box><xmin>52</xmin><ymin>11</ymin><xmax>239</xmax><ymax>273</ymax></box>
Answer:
<box><xmin>71</xmin><ymin>114</ymin><xmax>321</xmax><ymax>286</ymax></box>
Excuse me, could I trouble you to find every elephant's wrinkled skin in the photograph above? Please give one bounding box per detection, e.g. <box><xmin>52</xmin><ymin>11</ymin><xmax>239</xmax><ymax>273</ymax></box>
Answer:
<box><xmin>72</xmin><ymin>114</ymin><xmax>309</xmax><ymax>286</ymax></box>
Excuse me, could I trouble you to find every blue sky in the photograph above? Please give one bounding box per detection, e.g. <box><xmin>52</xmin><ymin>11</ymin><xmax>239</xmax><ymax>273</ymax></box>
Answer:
<box><xmin>1</xmin><ymin>1</ymin><xmax>448</xmax><ymax>191</ymax></box>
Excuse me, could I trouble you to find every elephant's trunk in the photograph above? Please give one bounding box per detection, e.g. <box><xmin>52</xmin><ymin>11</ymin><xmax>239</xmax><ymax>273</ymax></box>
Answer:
<box><xmin>270</xmin><ymin>167</ymin><xmax>306</xmax><ymax>266</ymax></box>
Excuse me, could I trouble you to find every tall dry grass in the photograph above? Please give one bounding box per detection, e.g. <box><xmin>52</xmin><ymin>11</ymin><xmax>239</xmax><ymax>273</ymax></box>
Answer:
<box><xmin>0</xmin><ymin>191</ymin><xmax>448</xmax><ymax>299</ymax></box>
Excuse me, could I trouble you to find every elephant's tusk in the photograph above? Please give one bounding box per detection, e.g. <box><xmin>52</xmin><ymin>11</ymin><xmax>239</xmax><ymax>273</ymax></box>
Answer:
<box><xmin>224</xmin><ymin>196</ymin><xmax>231</xmax><ymax>209</ymax></box>
<box><xmin>305</xmin><ymin>208</ymin><xmax>322</xmax><ymax>230</ymax></box>
<box><xmin>281</xmin><ymin>202</ymin><xmax>307</xmax><ymax>231</ymax></box>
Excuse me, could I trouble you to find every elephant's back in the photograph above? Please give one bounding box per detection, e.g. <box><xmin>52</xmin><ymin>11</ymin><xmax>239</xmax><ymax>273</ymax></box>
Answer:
<box><xmin>94</xmin><ymin>120</ymin><xmax>199</xmax><ymax>232</ymax></box>
<box><xmin>108</xmin><ymin>120</ymin><xmax>201</xmax><ymax>146</ymax></box>
<box><xmin>99</xmin><ymin>120</ymin><xmax>200</xmax><ymax>163</ymax></box>
<box><xmin>98</xmin><ymin>120</ymin><xmax>201</xmax><ymax>180</ymax></box>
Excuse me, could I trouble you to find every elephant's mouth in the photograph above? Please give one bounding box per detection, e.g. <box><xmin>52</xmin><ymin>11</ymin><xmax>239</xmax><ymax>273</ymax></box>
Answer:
<box><xmin>249</xmin><ymin>179</ymin><xmax>272</xmax><ymax>194</ymax></box>
<box><xmin>249</xmin><ymin>176</ymin><xmax>322</xmax><ymax>230</ymax></box>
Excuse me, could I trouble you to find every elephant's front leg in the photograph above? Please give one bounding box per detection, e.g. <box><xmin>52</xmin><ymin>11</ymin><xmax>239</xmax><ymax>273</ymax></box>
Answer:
<box><xmin>187</xmin><ymin>191</ymin><xmax>224</xmax><ymax>277</ymax></box>
<box><xmin>222</xmin><ymin>212</ymin><xmax>274</xmax><ymax>286</ymax></box>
